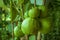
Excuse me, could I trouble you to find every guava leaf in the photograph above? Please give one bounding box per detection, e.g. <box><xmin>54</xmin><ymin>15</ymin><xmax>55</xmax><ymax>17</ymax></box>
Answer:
<box><xmin>29</xmin><ymin>35</ymin><xmax>36</xmax><ymax>40</ymax></box>
<box><xmin>0</xmin><ymin>0</ymin><xmax>5</xmax><ymax>7</ymax></box>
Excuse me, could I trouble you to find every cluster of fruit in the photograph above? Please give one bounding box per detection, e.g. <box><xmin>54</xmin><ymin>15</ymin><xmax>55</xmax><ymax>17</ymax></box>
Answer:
<box><xmin>14</xmin><ymin>5</ymin><xmax>52</xmax><ymax>37</ymax></box>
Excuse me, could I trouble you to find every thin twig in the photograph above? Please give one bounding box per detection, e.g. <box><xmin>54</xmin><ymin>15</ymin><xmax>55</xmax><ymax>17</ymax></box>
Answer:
<box><xmin>34</xmin><ymin>0</ymin><xmax>36</xmax><ymax>7</ymax></box>
<box><xmin>21</xmin><ymin>4</ymin><xmax>24</xmax><ymax>20</ymax></box>
<box><xmin>44</xmin><ymin>0</ymin><xmax>46</xmax><ymax>5</ymax></box>
<box><xmin>12</xmin><ymin>22</ymin><xmax>14</xmax><ymax>40</ymax></box>
<box><xmin>37</xmin><ymin>32</ymin><xmax>41</xmax><ymax>40</ymax></box>
<box><xmin>36</xmin><ymin>34</ymin><xmax>37</xmax><ymax>40</ymax></box>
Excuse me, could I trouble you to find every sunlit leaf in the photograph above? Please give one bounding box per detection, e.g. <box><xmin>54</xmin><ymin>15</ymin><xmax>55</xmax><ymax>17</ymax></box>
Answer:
<box><xmin>29</xmin><ymin>35</ymin><xmax>36</xmax><ymax>40</ymax></box>
<box><xmin>0</xmin><ymin>0</ymin><xmax>5</xmax><ymax>7</ymax></box>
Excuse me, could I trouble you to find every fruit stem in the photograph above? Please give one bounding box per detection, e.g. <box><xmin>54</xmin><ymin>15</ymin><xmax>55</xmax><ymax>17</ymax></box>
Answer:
<box><xmin>44</xmin><ymin>0</ymin><xmax>46</xmax><ymax>5</ymax></box>
<box><xmin>35</xmin><ymin>34</ymin><xmax>37</xmax><ymax>40</ymax></box>
<box><xmin>34</xmin><ymin>0</ymin><xmax>36</xmax><ymax>7</ymax></box>
<box><xmin>37</xmin><ymin>32</ymin><xmax>41</xmax><ymax>40</ymax></box>
<box><xmin>12</xmin><ymin>22</ymin><xmax>14</xmax><ymax>40</ymax></box>
<box><xmin>21</xmin><ymin>4</ymin><xmax>24</xmax><ymax>20</ymax></box>
<box><xmin>20</xmin><ymin>37</ymin><xmax>24</xmax><ymax>40</ymax></box>
<box><xmin>25</xmin><ymin>35</ymin><xmax>29</xmax><ymax>40</ymax></box>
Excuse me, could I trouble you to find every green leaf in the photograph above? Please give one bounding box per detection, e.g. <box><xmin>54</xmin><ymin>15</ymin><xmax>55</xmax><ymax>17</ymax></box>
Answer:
<box><xmin>0</xmin><ymin>0</ymin><xmax>5</xmax><ymax>7</ymax></box>
<box><xmin>29</xmin><ymin>35</ymin><xmax>36</xmax><ymax>40</ymax></box>
<box><xmin>3</xmin><ymin>0</ymin><xmax>10</xmax><ymax>7</ymax></box>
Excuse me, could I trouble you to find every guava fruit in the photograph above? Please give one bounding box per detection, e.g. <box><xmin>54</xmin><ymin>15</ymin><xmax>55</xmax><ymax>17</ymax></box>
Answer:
<box><xmin>14</xmin><ymin>26</ymin><xmax>24</xmax><ymax>37</ymax></box>
<box><xmin>28</xmin><ymin>7</ymin><xmax>40</xmax><ymax>18</ymax></box>
<box><xmin>21</xmin><ymin>18</ymin><xmax>40</xmax><ymax>35</ymax></box>
<box><xmin>39</xmin><ymin>18</ymin><xmax>51</xmax><ymax>34</ymax></box>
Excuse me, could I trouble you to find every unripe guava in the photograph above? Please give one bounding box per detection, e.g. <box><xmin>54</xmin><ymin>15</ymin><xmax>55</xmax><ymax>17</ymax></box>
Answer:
<box><xmin>14</xmin><ymin>26</ymin><xmax>24</xmax><ymax>37</ymax></box>
<box><xmin>28</xmin><ymin>7</ymin><xmax>40</xmax><ymax>18</ymax></box>
<box><xmin>21</xmin><ymin>18</ymin><xmax>39</xmax><ymax>35</ymax></box>
<box><xmin>39</xmin><ymin>18</ymin><xmax>51</xmax><ymax>34</ymax></box>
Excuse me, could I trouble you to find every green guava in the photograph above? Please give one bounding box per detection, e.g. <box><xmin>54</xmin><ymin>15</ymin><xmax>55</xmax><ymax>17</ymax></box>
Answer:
<box><xmin>39</xmin><ymin>18</ymin><xmax>51</xmax><ymax>34</ymax></box>
<box><xmin>21</xmin><ymin>18</ymin><xmax>40</xmax><ymax>35</ymax></box>
<box><xmin>14</xmin><ymin>26</ymin><xmax>24</xmax><ymax>37</ymax></box>
<box><xmin>28</xmin><ymin>7</ymin><xmax>40</xmax><ymax>18</ymax></box>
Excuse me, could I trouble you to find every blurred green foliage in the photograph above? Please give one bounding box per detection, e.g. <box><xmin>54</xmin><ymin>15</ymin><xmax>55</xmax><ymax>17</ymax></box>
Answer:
<box><xmin>0</xmin><ymin>0</ymin><xmax>60</xmax><ymax>40</ymax></box>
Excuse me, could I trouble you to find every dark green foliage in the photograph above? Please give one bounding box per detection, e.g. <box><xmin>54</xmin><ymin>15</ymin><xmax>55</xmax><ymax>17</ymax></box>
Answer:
<box><xmin>41</xmin><ymin>0</ymin><xmax>60</xmax><ymax>40</ymax></box>
<box><xmin>3</xmin><ymin>0</ymin><xmax>10</xmax><ymax>7</ymax></box>
<box><xmin>0</xmin><ymin>0</ymin><xmax>60</xmax><ymax>40</ymax></box>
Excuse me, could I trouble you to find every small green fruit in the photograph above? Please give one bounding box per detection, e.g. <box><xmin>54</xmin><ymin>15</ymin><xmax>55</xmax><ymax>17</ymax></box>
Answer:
<box><xmin>39</xmin><ymin>18</ymin><xmax>51</xmax><ymax>34</ymax></box>
<box><xmin>21</xmin><ymin>18</ymin><xmax>39</xmax><ymax>35</ymax></box>
<box><xmin>28</xmin><ymin>7</ymin><xmax>40</xmax><ymax>18</ymax></box>
<box><xmin>14</xmin><ymin>26</ymin><xmax>24</xmax><ymax>37</ymax></box>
